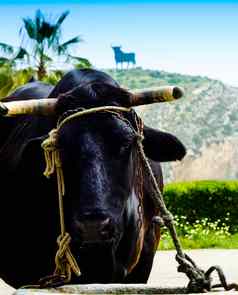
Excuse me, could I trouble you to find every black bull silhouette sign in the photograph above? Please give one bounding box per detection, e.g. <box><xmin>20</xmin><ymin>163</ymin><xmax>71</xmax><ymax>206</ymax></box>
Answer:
<box><xmin>112</xmin><ymin>46</ymin><xmax>136</xmax><ymax>69</ymax></box>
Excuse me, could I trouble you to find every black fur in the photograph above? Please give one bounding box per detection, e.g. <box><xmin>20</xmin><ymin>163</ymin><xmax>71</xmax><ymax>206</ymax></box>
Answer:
<box><xmin>0</xmin><ymin>69</ymin><xmax>185</xmax><ymax>287</ymax></box>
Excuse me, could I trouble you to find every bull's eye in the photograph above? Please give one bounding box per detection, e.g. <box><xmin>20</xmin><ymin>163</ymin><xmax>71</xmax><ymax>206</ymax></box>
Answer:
<box><xmin>114</xmin><ymin>135</ymin><xmax>136</xmax><ymax>157</ymax></box>
<box><xmin>118</xmin><ymin>141</ymin><xmax>132</xmax><ymax>155</ymax></box>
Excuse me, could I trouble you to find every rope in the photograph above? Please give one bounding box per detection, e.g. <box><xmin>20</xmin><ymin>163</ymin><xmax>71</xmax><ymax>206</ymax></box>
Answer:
<box><xmin>54</xmin><ymin>233</ymin><xmax>81</xmax><ymax>281</ymax></box>
<box><xmin>37</xmin><ymin>105</ymin><xmax>237</xmax><ymax>292</ymax></box>
<box><xmin>39</xmin><ymin>106</ymin><xmax>131</xmax><ymax>287</ymax></box>
<box><xmin>136</xmin><ymin>132</ymin><xmax>184</xmax><ymax>257</ymax></box>
<box><xmin>57</xmin><ymin>106</ymin><xmax>131</xmax><ymax>129</ymax></box>
<box><xmin>41</xmin><ymin>129</ymin><xmax>59</xmax><ymax>178</ymax></box>
<box><xmin>136</xmin><ymin>130</ymin><xmax>238</xmax><ymax>293</ymax></box>
<box><xmin>41</xmin><ymin>128</ymin><xmax>80</xmax><ymax>286</ymax></box>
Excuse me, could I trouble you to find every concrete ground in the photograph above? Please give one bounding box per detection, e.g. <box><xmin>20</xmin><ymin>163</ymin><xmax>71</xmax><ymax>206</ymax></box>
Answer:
<box><xmin>1</xmin><ymin>249</ymin><xmax>238</xmax><ymax>294</ymax></box>
<box><xmin>0</xmin><ymin>279</ymin><xmax>15</xmax><ymax>295</ymax></box>
<box><xmin>148</xmin><ymin>249</ymin><xmax>238</xmax><ymax>288</ymax></box>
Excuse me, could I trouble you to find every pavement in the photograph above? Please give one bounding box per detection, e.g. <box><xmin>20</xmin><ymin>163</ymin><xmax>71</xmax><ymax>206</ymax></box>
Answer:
<box><xmin>1</xmin><ymin>249</ymin><xmax>238</xmax><ymax>294</ymax></box>
<box><xmin>148</xmin><ymin>249</ymin><xmax>238</xmax><ymax>288</ymax></box>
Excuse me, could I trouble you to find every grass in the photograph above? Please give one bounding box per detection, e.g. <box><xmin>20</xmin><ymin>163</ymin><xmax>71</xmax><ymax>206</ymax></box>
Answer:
<box><xmin>158</xmin><ymin>215</ymin><xmax>238</xmax><ymax>250</ymax></box>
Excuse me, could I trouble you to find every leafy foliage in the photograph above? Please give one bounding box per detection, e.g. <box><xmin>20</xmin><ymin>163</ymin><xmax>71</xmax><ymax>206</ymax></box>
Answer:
<box><xmin>0</xmin><ymin>42</ymin><xmax>14</xmax><ymax>55</ymax></box>
<box><xmin>68</xmin><ymin>55</ymin><xmax>92</xmax><ymax>69</ymax></box>
<box><xmin>0</xmin><ymin>65</ymin><xmax>48</xmax><ymax>97</ymax></box>
<box><xmin>163</xmin><ymin>180</ymin><xmax>238</xmax><ymax>233</ymax></box>
<box><xmin>104</xmin><ymin>68</ymin><xmax>209</xmax><ymax>91</ymax></box>
<box><xmin>20</xmin><ymin>9</ymin><xmax>87</xmax><ymax>79</ymax></box>
<box><xmin>0</xmin><ymin>43</ymin><xmax>29</xmax><ymax>66</ymax></box>
<box><xmin>0</xmin><ymin>10</ymin><xmax>91</xmax><ymax>80</ymax></box>
<box><xmin>0</xmin><ymin>65</ymin><xmax>35</xmax><ymax>97</ymax></box>
<box><xmin>42</xmin><ymin>69</ymin><xmax>65</xmax><ymax>85</ymax></box>
<box><xmin>159</xmin><ymin>215</ymin><xmax>238</xmax><ymax>250</ymax></box>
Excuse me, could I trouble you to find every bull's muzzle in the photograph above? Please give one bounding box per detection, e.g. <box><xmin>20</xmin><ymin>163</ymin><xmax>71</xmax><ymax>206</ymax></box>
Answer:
<box><xmin>75</xmin><ymin>217</ymin><xmax>115</xmax><ymax>245</ymax></box>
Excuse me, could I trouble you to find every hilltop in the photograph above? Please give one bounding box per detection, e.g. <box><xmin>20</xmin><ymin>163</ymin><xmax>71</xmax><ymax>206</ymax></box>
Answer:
<box><xmin>104</xmin><ymin>68</ymin><xmax>238</xmax><ymax>183</ymax></box>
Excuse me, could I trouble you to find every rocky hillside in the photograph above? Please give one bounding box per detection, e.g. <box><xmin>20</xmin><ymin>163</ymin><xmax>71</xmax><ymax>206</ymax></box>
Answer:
<box><xmin>104</xmin><ymin>68</ymin><xmax>238</xmax><ymax>183</ymax></box>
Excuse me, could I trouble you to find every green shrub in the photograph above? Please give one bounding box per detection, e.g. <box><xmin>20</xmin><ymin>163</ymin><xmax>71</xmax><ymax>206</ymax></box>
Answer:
<box><xmin>163</xmin><ymin>180</ymin><xmax>238</xmax><ymax>232</ymax></box>
<box><xmin>159</xmin><ymin>215</ymin><xmax>237</xmax><ymax>250</ymax></box>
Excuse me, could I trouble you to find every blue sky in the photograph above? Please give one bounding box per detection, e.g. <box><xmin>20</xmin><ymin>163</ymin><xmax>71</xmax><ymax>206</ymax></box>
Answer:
<box><xmin>0</xmin><ymin>1</ymin><xmax>238</xmax><ymax>86</ymax></box>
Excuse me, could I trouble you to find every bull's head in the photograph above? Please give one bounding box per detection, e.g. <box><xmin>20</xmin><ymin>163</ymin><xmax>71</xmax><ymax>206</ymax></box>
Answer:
<box><xmin>0</xmin><ymin>73</ymin><xmax>184</xmax><ymax>283</ymax></box>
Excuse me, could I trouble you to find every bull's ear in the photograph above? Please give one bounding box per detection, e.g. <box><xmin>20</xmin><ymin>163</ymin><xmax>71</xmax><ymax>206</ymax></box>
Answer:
<box><xmin>143</xmin><ymin>126</ymin><xmax>186</xmax><ymax>162</ymax></box>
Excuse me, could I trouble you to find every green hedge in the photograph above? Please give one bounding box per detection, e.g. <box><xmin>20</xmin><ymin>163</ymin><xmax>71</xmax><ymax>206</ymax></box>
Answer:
<box><xmin>163</xmin><ymin>180</ymin><xmax>238</xmax><ymax>232</ymax></box>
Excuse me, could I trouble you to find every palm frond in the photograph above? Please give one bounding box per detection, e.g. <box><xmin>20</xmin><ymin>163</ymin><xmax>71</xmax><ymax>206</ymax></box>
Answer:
<box><xmin>0</xmin><ymin>43</ymin><xmax>14</xmax><ymax>55</ymax></box>
<box><xmin>13</xmin><ymin>47</ymin><xmax>29</xmax><ymax>60</ymax></box>
<box><xmin>68</xmin><ymin>55</ymin><xmax>92</xmax><ymax>69</ymax></box>
<box><xmin>22</xmin><ymin>10</ymin><xmax>47</xmax><ymax>43</ymax></box>
<box><xmin>0</xmin><ymin>57</ymin><xmax>12</xmax><ymax>66</ymax></box>
<box><xmin>22</xmin><ymin>17</ymin><xmax>37</xmax><ymax>40</ymax></box>
<box><xmin>18</xmin><ymin>9</ymin><xmax>89</xmax><ymax>79</ymax></box>
<box><xmin>39</xmin><ymin>21</ymin><xmax>55</xmax><ymax>39</ymax></box>
<box><xmin>55</xmin><ymin>11</ymin><xmax>70</xmax><ymax>29</ymax></box>
<box><xmin>48</xmin><ymin>11</ymin><xmax>69</xmax><ymax>48</ymax></box>
<box><xmin>41</xmin><ymin>54</ymin><xmax>53</xmax><ymax>63</ymax></box>
<box><xmin>57</xmin><ymin>36</ymin><xmax>82</xmax><ymax>55</ymax></box>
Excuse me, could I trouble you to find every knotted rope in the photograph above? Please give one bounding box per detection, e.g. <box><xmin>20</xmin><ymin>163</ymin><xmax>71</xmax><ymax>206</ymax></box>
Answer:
<box><xmin>37</xmin><ymin>106</ymin><xmax>237</xmax><ymax>292</ymax></box>
<box><xmin>41</xmin><ymin>128</ymin><xmax>81</xmax><ymax>286</ymax></box>
<box><xmin>39</xmin><ymin>106</ymin><xmax>131</xmax><ymax>287</ymax></box>
<box><xmin>134</xmin><ymin>114</ymin><xmax>238</xmax><ymax>293</ymax></box>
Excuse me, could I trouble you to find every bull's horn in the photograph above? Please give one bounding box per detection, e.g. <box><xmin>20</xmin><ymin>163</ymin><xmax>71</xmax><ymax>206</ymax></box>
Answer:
<box><xmin>131</xmin><ymin>86</ymin><xmax>184</xmax><ymax>106</ymax></box>
<box><xmin>0</xmin><ymin>98</ymin><xmax>57</xmax><ymax>117</ymax></box>
<box><xmin>0</xmin><ymin>102</ymin><xmax>8</xmax><ymax>116</ymax></box>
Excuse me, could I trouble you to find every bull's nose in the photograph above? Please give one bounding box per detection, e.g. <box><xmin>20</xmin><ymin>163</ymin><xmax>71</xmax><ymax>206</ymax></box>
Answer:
<box><xmin>100</xmin><ymin>218</ymin><xmax>115</xmax><ymax>239</ymax></box>
<box><xmin>76</xmin><ymin>217</ymin><xmax>114</xmax><ymax>243</ymax></box>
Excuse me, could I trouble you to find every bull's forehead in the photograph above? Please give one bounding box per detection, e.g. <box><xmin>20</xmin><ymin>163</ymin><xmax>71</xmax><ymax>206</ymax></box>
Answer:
<box><xmin>57</xmin><ymin>112</ymin><xmax>136</xmax><ymax>148</ymax></box>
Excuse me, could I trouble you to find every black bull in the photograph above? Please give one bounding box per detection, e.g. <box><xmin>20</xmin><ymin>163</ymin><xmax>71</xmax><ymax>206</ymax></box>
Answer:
<box><xmin>0</xmin><ymin>69</ymin><xmax>186</xmax><ymax>288</ymax></box>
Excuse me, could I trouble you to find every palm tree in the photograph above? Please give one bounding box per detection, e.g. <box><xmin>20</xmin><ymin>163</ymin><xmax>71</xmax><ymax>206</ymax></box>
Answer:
<box><xmin>0</xmin><ymin>10</ymin><xmax>90</xmax><ymax>80</ymax></box>
<box><xmin>20</xmin><ymin>9</ymin><xmax>86</xmax><ymax>79</ymax></box>
<box><xmin>0</xmin><ymin>42</ymin><xmax>29</xmax><ymax>67</ymax></box>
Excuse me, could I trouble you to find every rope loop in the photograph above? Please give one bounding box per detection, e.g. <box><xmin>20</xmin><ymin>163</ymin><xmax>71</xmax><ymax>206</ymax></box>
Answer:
<box><xmin>161</xmin><ymin>212</ymin><xmax>174</xmax><ymax>226</ymax></box>
<box><xmin>41</xmin><ymin>129</ymin><xmax>58</xmax><ymax>178</ymax></box>
<box><xmin>54</xmin><ymin>233</ymin><xmax>81</xmax><ymax>282</ymax></box>
<box><xmin>137</xmin><ymin>130</ymin><xmax>237</xmax><ymax>293</ymax></box>
<box><xmin>39</xmin><ymin>106</ymin><xmax>131</xmax><ymax>287</ymax></box>
<box><xmin>152</xmin><ymin>214</ymin><xmax>174</xmax><ymax>227</ymax></box>
<box><xmin>38</xmin><ymin>105</ymin><xmax>236</xmax><ymax>292</ymax></box>
<box><xmin>205</xmin><ymin>265</ymin><xmax>238</xmax><ymax>291</ymax></box>
<box><xmin>136</xmin><ymin>133</ymin><xmax>144</xmax><ymax>143</ymax></box>
<box><xmin>38</xmin><ymin>274</ymin><xmax>68</xmax><ymax>289</ymax></box>
<box><xmin>176</xmin><ymin>254</ymin><xmax>211</xmax><ymax>292</ymax></box>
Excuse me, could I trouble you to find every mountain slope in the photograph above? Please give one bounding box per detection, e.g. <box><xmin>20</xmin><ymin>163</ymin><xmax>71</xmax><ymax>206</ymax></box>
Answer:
<box><xmin>104</xmin><ymin>68</ymin><xmax>238</xmax><ymax>183</ymax></box>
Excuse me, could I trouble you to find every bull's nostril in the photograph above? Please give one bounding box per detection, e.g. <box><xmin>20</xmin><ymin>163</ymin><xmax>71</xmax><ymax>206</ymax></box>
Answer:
<box><xmin>100</xmin><ymin>218</ymin><xmax>114</xmax><ymax>239</ymax></box>
<box><xmin>76</xmin><ymin>221</ymin><xmax>86</xmax><ymax>233</ymax></box>
<box><xmin>101</xmin><ymin>231</ymin><xmax>109</xmax><ymax>238</ymax></box>
<box><xmin>100</xmin><ymin>218</ymin><xmax>110</xmax><ymax>230</ymax></box>
<box><xmin>75</xmin><ymin>216</ymin><xmax>114</xmax><ymax>243</ymax></box>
